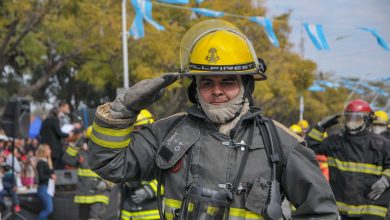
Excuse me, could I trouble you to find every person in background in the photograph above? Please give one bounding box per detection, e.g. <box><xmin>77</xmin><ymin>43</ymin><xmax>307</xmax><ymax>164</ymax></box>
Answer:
<box><xmin>63</xmin><ymin>127</ymin><xmax>111</xmax><ymax>220</ymax></box>
<box><xmin>372</xmin><ymin>111</ymin><xmax>390</xmax><ymax>139</ymax></box>
<box><xmin>0</xmin><ymin>163</ymin><xmax>21</xmax><ymax>213</ymax></box>
<box><xmin>39</xmin><ymin>107</ymin><xmax>71</xmax><ymax>169</ymax></box>
<box><xmin>307</xmin><ymin>99</ymin><xmax>390</xmax><ymax>219</ymax></box>
<box><xmin>36</xmin><ymin>144</ymin><xmax>56</xmax><ymax>220</ymax></box>
<box><xmin>298</xmin><ymin>119</ymin><xmax>310</xmax><ymax>137</ymax></box>
<box><xmin>120</xmin><ymin>110</ymin><xmax>161</xmax><ymax>220</ymax></box>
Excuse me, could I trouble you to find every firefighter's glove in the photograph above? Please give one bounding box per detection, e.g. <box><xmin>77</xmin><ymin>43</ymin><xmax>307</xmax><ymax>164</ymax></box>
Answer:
<box><xmin>317</xmin><ymin>114</ymin><xmax>341</xmax><ymax>131</ymax></box>
<box><xmin>367</xmin><ymin>176</ymin><xmax>389</xmax><ymax>200</ymax></box>
<box><xmin>110</xmin><ymin>73</ymin><xmax>179</xmax><ymax>119</ymax></box>
<box><xmin>131</xmin><ymin>186</ymin><xmax>154</xmax><ymax>204</ymax></box>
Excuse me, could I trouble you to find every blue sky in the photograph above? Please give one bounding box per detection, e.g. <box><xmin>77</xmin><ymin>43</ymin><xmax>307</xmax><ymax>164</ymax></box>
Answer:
<box><xmin>263</xmin><ymin>0</ymin><xmax>390</xmax><ymax>80</ymax></box>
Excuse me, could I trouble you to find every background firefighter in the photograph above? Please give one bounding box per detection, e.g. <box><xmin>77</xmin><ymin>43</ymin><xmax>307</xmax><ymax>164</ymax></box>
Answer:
<box><xmin>120</xmin><ymin>109</ymin><xmax>162</xmax><ymax>220</ymax></box>
<box><xmin>62</xmin><ymin>127</ymin><xmax>112</xmax><ymax>220</ymax></box>
<box><xmin>307</xmin><ymin>99</ymin><xmax>390</xmax><ymax>220</ymax></box>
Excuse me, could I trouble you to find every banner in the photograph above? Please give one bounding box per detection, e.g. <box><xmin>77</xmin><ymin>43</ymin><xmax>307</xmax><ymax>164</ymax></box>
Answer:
<box><xmin>191</xmin><ymin>8</ymin><xmax>224</xmax><ymax>17</ymax></box>
<box><xmin>359</xmin><ymin>27</ymin><xmax>390</xmax><ymax>51</ymax></box>
<box><xmin>249</xmin><ymin>16</ymin><xmax>280</xmax><ymax>48</ymax></box>
<box><xmin>158</xmin><ymin>0</ymin><xmax>189</xmax><ymax>4</ymax></box>
<box><xmin>303</xmin><ymin>23</ymin><xmax>330</xmax><ymax>50</ymax></box>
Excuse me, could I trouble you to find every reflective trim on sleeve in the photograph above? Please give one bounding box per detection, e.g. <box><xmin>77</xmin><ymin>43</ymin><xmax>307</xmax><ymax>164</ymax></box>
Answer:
<box><xmin>164</xmin><ymin>198</ymin><xmax>263</xmax><ymax>220</ymax></box>
<box><xmin>91</xmin><ymin>122</ymin><xmax>133</xmax><ymax>149</ymax></box>
<box><xmin>328</xmin><ymin>157</ymin><xmax>383</xmax><ymax>175</ymax></box>
<box><xmin>121</xmin><ymin>209</ymin><xmax>160</xmax><ymax>220</ymax></box>
<box><xmin>382</xmin><ymin>169</ymin><xmax>390</xmax><ymax>178</ymax></box>
<box><xmin>308</xmin><ymin>128</ymin><xmax>325</xmax><ymax>142</ymax></box>
<box><xmin>74</xmin><ymin>195</ymin><xmax>109</xmax><ymax>204</ymax></box>
<box><xmin>65</xmin><ymin>146</ymin><xmax>79</xmax><ymax>157</ymax></box>
<box><xmin>77</xmin><ymin>168</ymin><xmax>100</xmax><ymax>178</ymax></box>
<box><xmin>337</xmin><ymin>201</ymin><xmax>388</xmax><ymax>217</ymax></box>
<box><xmin>146</xmin><ymin>179</ymin><xmax>164</xmax><ymax>196</ymax></box>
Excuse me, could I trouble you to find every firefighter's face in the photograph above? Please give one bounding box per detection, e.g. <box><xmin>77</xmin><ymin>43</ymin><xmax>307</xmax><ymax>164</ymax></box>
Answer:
<box><xmin>198</xmin><ymin>75</ymin><xmax>240</xmax><ymax>105</ymax></box>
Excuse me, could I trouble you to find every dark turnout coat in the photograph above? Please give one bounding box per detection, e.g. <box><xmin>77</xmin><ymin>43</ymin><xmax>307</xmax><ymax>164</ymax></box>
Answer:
<box><xmin>89</xmin><ymin>103</ymin><xmax>339</xmax><ymax>220</ymax></box>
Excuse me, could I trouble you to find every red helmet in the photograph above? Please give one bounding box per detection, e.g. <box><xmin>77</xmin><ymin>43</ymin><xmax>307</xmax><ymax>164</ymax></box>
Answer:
<box><xmin>344</xmin><ymin>99</ymin><xmax>373</xmax><ymax>134</ymax></box>
<box><xmin>344</xmin><ymin>99</ymin><xmax>372</xmax><ymax>113</ymax></box>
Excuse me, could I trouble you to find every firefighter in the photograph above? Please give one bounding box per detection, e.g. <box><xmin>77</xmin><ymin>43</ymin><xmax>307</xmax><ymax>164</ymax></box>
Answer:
<box><xmin>88</xmin><ymin>19</ymin><xmax>338</xmax><ymax>220</ymax></box>
<box><xmin>307</xmin><ymin>99</ymin><xmax>390</xmax><ymax>220</ymax></box>
<box><xmin>297</xmin><ymin>119</ymin><xmax>310</xmax><ymax>137</ymax></box>
<box><xmin>63</xmin><ymin>127</ymin><xmax>111</xmax><ymax>220</ymax></box>
<box><xmin>289</xmin><ymin>124</ymin><xmax>303</xmax><ymax>137</ymax></box>
<box><xmin>120</xmin><ymin>109</ymin><xmax>161</xmax><ymax>220</ymax></box>
<box><xmin>372</xmin><ymin>111</ymin><xmax>390</xmax><ymax>139</ymax></box>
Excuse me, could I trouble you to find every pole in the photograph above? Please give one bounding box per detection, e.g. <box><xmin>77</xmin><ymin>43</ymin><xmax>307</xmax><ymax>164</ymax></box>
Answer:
<box><xmin>122</xmin><ymin>0</ymin><xmax>129</xmax><ymax>89</ymax></box>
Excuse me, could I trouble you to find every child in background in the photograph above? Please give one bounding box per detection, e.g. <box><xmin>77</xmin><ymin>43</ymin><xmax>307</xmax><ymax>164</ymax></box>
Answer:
<box><xmin>0</xmin><ymin>163</ymin><xmax>21</xmax><ymax>212</ymax></box>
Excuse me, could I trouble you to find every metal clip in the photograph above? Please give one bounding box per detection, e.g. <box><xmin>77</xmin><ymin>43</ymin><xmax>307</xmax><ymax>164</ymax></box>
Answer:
<box><xmin>218</xmin><ymin>183</ymin><xmax>233</xmax><ymax>191</ymax></box>
<box><xmin>237</xmin><ymin>183</ymin><xmax>246</xmax><ymax>194</ymax></box>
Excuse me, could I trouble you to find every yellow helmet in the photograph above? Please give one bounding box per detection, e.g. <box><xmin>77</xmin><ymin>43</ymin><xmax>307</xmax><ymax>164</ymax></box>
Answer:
<box><xmin>86</xmin><ymin>126</ymin><xmax>93</xmax><ymax>139</ymax></box>
<box><xmin>297</xmin><ymin>119</ymin><xmax>309</xmax><ymax>130</ymax></box>
<box><xmin>180</xmin><ymin>19</ymin><xmax>266</xmax><ymax>80</ymax></box>
<box><xmin>134</xmin><ymin>109</ymin><xmax>155</xmax><ymax>127</ymax></box>
<box><xmin>374</xmin><ymin>110</ymin><xmax>389</xmax><ymax>125</ymax></box>
<box><xmin>289</xmin><ymin>124</ymin><xmax>303</xmax><ymax>135</ymax></box>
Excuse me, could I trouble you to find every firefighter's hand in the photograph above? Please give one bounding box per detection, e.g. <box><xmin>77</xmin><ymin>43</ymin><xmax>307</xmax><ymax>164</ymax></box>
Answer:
<box><xmin>131</xmin><ymin>186</ymin><xmax>154</xmax><ymax>204</ymax></box>
<box><xmin>317</xmin><ymin>114</ymin><xmax>341</xmax><ymax>130</ymax></box>
<box><xmin>367</xmin><ymin>176</ymin><xmax>389</xmax><ymax>200</ymax></box>
<box><xmin>110</xmin><ymin>73</ymin><xmax>179</xmax><ymax>119</ymax></box>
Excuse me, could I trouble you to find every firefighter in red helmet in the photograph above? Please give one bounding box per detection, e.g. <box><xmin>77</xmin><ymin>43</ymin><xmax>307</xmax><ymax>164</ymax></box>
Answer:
<box><xmin>307</xmin><ymin>99</ymin><xmax>390</xmax><ymax>220</ymax></box>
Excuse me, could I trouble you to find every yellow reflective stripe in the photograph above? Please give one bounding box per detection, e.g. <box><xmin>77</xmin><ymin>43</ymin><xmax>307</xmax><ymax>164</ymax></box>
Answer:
<box><xmin>121</xmin><ymin>209</ymin><xmax>160</xmax><ymax>220</ymax></box>
<box><xmin>328</xmin><ymin>157</ymin><xmax>383</xmax><ymax>175</ymax></box>
<box><xmin>91</xmin><ymin>122</ymin><xmax>133</xmax><ymax>149</ymax></box>
<box><xmin>164</xmin><ymin>198</ymin><xmax>263</xmax><ymax>220</ymax></box>
<box><xmin>337</xmin><ymin>201</ymin><xmax>388</xmax><ymax>217</ymax></box>
<box><xmin>383</xmin><ymin>169</ymin><xmax>390</xmax><ymax>178</ymax></box>
<box><xmin>77</xmin><ymin>168</ymin><xmax>100</xmax><ymax>178</ymax></box>
<box><xmin>93</xmin><ymin>121</ymin><xmax>133</xmax><ymax>137</ymax></box>
<box><xmin>74</xmin><ymin>195</ymin><xmax>109</xmax><ymax>204</ymax></box>
<box><xmin>90</xmin><ymin>131</ymin><xmax>131</xmax><ymax>149</ymax></box>
<box><xmin>308</xmin><ymin>128</ymin><xmax>324</xmax><ymax>142</ymax></box>
<box><xmin>65</xmin><ymin>146</ymin><xmax>78</xmax><ymax>157</ymax></box>
<box><xmin>165</xmin><ymin>198</ymin><xmax>181</xmax><ymax>209</ymax></box>
<box><xmin>230</xmin><ymin>207</ymin><xmax>263</xmax><ymax>219</ymax></box>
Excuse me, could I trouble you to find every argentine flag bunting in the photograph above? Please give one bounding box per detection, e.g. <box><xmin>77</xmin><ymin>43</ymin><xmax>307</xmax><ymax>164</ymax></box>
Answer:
<box><xmin>129</xmin><ymin>12</ymin><xmax>145</xmax><ymax>40</ymax></box>
<box><xmin>303</xmin><ymin>23</ymin><xmax>330</xmax><ymax>50</ymax></box>
<box><xmin>129</xmin><ymin>0</ymin><xmax>165</xmax><ymax>39</ymax></box>
<box><xmin>359</xmin><ymin>28</ymin><xmax>389</xmax><ymax>51</ymax></box>
<box><xmin>191</xmin><ymin>8</ymin><xmax>224</xmax><ymax>17</ymax></box>
<box><xmin>158</xmin><ymin>0</ymin><xmax>189</xmax><ymax>4</ymax></box>
<box><xmin>196</xmin><ymin>0</ymin><xmax>205</xmax><ymax>3</ymax></box>
<box><xmin>249</xmin><ymin>16</ymin><xmax>280</xmax><ymax>48</ymax></box>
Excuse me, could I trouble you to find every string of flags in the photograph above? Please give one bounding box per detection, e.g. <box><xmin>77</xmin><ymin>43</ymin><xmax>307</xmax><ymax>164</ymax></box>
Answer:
<box><xmin>308</xmin><ymin>79</ymin><xmax>389</xmax><ymax>96</ymax></box>
<box><xmin>128</xmin><ymin>0</ymin><xmax>389</xmax><ymax>51</ymax></box>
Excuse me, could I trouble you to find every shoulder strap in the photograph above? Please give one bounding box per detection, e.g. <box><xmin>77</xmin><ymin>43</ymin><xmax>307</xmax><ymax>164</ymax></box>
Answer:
<box><xmin>256</xmin><ymin>116</ymin><xmax>285</xmax><ymax>185</ymax></box>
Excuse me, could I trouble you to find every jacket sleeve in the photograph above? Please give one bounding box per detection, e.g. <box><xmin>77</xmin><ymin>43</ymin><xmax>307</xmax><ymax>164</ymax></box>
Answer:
<box><xmin>88</xmin><ymin>103</ymin><xmax>159</xmax><ymax>183</ymax></box>
<box><xmin>52</xmin><ymin>118</ymin><xmax>69</xmax><ymax>139</ymax></box>
<box><xmin>62</xmin><ymin>145</ymin><xmax>80</xmax><ymax>167</ymax></box>
<box><xmin>305</xmin><ymin>126</ymin><xmax>330</xmax><ymax>155</ymax></box>
<box><xmin>272</xmin><ymin>122</ymin><xmax>338</xmax><ymax>220</ymax></box>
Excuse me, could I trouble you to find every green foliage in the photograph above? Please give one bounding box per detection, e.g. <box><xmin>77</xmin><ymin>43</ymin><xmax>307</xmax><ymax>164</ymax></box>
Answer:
<box><xmin>2</xmin><ymin>0</ymin><xmax>381</xmax><ymax>126</ymax></box>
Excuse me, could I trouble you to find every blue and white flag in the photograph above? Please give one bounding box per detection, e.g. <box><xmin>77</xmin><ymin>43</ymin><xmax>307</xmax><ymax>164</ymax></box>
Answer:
<box><xmin>129</xmin><ymin>12</ymin><xmax>145</xmax><ymax>40</ymax></box>
<box><xmin>303</xmin><ymin>23</ymin><xmax>330</xmax><ymax>50</ymax></box>
<box><xmin>308</xmin><ymin>83</ymin><xmax>326</xmax><ymax>92</ymax></box>
<box><xmin>359</xmin><ymin>27</ymin><xmax>390</xmax><ymax>51</ymax></box>
<box><xmin>249</xmin><ymin>16</ymin><xmax>279</xmax><ymax>48</ymax></box>
<box><xmin>129</xmin><ymin>0</ymin><xmax>165</xmax><ymax>40</ymax></box>
<box><xmin>158</xmin><ymin>0</ymin><xmax>189</xmax><ymax>4</ymax></box>
<box><xmin>191</xmin><ymin>8</ymin><xmax>224</xmax><ymax>17</ymax></box>
<box><xmin>196</xmin><ymin>0</ymin><xmax>205</xmax><ymax>3</ymax></box>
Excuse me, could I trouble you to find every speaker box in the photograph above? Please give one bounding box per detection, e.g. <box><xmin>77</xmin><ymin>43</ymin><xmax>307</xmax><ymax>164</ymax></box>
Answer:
<box><xmin>1</xmin><ymin>97</ymin><xmax>30</xmax><ymax>139</ymax></box>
